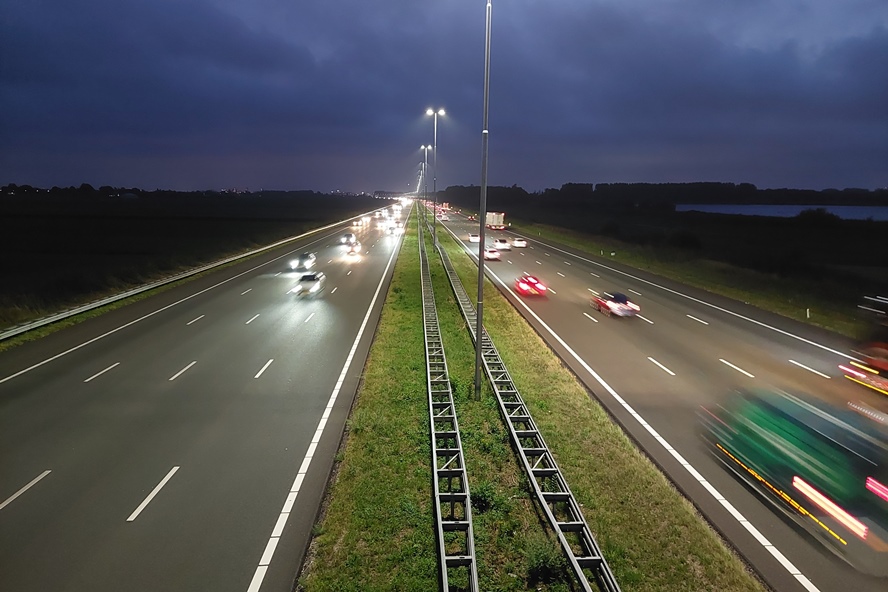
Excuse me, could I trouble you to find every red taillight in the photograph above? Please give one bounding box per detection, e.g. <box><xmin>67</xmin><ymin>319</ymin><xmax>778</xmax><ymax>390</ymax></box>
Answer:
<box><xmin>867</xmin><ymin>477</ymin><xmax>888</xmax><ymax>502</ymax></box>
<box><xmin>793</xmin><ymin>476</ymin><xmax>868</xmax><ymax>540</ymax></box>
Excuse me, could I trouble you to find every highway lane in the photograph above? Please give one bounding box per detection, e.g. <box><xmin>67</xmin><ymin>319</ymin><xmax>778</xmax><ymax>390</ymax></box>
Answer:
<box><xmin>439</xmin><ymin>211</ymin><xmax>887</xmax><ymax>592</ymax></box>
<box><xmin>0</xmin><ymin>209</ymin><xmax>406</xmax><ymax>592</ymax></box>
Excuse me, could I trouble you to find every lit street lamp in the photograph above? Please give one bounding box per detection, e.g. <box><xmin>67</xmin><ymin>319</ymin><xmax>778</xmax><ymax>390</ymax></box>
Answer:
<box><xmin>426</xmin><ymin>107</ymin><xmax>445</xmax><ymax>245</ymax></box>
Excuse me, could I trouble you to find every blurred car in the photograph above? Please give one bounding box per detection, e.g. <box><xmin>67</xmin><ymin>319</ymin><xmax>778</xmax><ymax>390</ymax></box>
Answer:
<box><xmin>483</xmin><ymin>247</ymin><xmax>500</xmax><ymax>260</ymax></box>
<box><xmin>352</xmin><ymin>219</ymin><xmax>363</xmax><ymax>227</ymax></box>
<box><xmin>591</xmin><ymin>292</ymin><xmax>639</xmax><ymax>317</ymax></box>
<box><xmin>493</xmin><ymin>238</ymin><xmax>511</xmax><ymax>250</ymax></box>
<box><xmin>347</xmin><ymin>241</ymin><xmax>362</xmax><ymax>254</ymax></box>
<box><xmin>341</xmin><ymin>233</ymin><xmax>357</xmax><ymax>244</ymax></box>
<box><xmin>515</xmin><ymin>275</ymin><xmax>547</xmax><ymax>296</ymax></box>
<box><xmin>289</xmin><ymin>252</ymin><xmax>317</xmax><ymax>270</ymax></box>
<box><xmin>467</xmin><ymin>214</ymin><xmax>476</xmax><ymax>221</ymax></box>
<box><xmin>290</xmin><ymin>271</ymin><xmax>326</xmax><ymax>296</ymax></box>
<box><xmin>440</xmin><ymin>214</ymin><xmax>449</xmax><ymax>221</ymax></box>
<box><xmin>511</xmin><ymin>237</ymin><xmax>527</xmax><ymax>248</ymax></box>
<box><xmin>700</xmin><ymin>388</ymin><xmax>888</xmax><ymax>576</ymax></box>
<box><xmin>468</xmin><ymin>233</ymin><xmax>480</xmax><ymax>243</ymax></box>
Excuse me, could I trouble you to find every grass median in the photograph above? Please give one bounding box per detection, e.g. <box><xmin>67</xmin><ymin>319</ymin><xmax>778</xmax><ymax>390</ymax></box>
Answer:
<box><xmin>299</xmin><ymin>214</ymin><xmax>765</xmax><ymax>591</ymax></box>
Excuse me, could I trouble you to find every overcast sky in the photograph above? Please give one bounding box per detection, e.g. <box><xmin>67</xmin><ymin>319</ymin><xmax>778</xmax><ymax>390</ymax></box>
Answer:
<box><xmin>2</xmin><ymin>0</ymin><xmax>886</xmax><ymax>193</ymax></box>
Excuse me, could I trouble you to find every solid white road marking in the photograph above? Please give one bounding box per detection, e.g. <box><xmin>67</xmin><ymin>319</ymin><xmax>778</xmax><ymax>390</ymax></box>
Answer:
<box><xmin>687</xmin><ymin>314</ymin><xmax>709</xmax><ymax>325</ymax></box>
<box><xmin>186</xmin><ymin>315</ymin><xmax>204</xmax><ymax>325</ymax></box>
<box><xmin>127</xmin><ymin>466</ymin><xmax>179</xmax><ymax>522</ymax></box>
<box><xmin>255</xmin><ymin>359</ymin><xmax>274</xmax><ymax>379</ymax></box>
<box><xmin>583</xmin><ymin>312</ymin><xmax>599</xmax><ymax>323</ymax></box>
<box><xmin>84</xmin><ymin>362</ymin><xmax>120</xmax><ymax>383</ymax></box>
<box><xmin>648</xmin><ymin>357</ymin><xmax>675</xmax><ymax>376</ymax></box>
<box><xmin>719</xmin><ymin>358</ymin><xmax>755</xmax><ymax>378</ymax></box>
<box><xmin>241</xmin><ymin>289</ymin><xmax>252</xmax><ymax>295</ymax></box>
<box><xmin>245</xmin><ymin>221</ymin><xmax>404</xmax><ymax>592</ymax></box>
<box><xmin>0</xmin><ymin>470</ymin><xmax>51</xmax><ymax>511</ymax></box>
<box><xmin>246</xmin><ymin>314</ymin><xmax>260</xmax><ymax>325</ymax></box>
<box><xmin>629</xmin><ymin>289</ymin><xmax>642</xmax><ymax>295</ymax></box>
<box><xmin>304</xmin><ymin>313</ymin><xmax>315</xmax><ymax>323</ymax></box>
<box><xmin>636</xmin><ymin>315</ymin><xmax>654</xmax><ymax>324</ymax></box>
<box><xmin>331</xmin><ymin>287</ymin><xmax>338</xmax><ymax>294</ymax></box>
<box><xmin>557</xmin><ymin>272</ymin><xmax>565</xmax><ymax>277</ymax></box>
<box><xmin>788</xmin><ymin>359</ymin><xmax>831</xmax><ymax>379</ymax></box>
<box><xmin>169</xmin><ymin>361</ymin><xmax>197</xmax><ymax>381</ymax></box>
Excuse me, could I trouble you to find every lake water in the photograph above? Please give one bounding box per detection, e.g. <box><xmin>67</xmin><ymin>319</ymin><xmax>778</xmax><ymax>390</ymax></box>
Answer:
<box><xmin>675</xmin><ymin>204</ymin><xmax>888</xmax><ymax>220</ymax></box>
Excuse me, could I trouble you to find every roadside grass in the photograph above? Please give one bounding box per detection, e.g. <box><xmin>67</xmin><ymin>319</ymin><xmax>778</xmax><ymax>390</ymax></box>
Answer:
<box><xmin>510</xmin><ymin>220</ymin><xmax>867</xmax><ymax>338</ymax></box>
<box><xmin>301</xmin><ymin>214</ymin><xmax>765</xmax><ymax>591</ymax></box>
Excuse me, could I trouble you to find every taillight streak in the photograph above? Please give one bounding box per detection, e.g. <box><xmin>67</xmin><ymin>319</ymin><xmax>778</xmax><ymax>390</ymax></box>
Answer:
<box><xmin>867</xmin><ymin>477</ymin><xmax>888</xmax><ymax>502</ymax></box>
<box><xmin>793</xmin><ymin>476</ymin><xmax>868</xmax><ymax>539</ymax></box>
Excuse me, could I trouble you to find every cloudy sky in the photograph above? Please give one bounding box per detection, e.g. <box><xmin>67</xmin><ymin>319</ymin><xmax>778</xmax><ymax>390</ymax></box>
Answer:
<box><xmin>2</xmin><ymin>0</ymin><xmax>886</xmax><ymax>193</ymax></box>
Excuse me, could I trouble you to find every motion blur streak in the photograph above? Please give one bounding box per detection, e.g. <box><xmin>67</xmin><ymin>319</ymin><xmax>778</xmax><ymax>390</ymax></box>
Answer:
<box><xmin>792</xmin><ymin>477</ymin><xmax>868</xmax><ymax>540</ymax></box>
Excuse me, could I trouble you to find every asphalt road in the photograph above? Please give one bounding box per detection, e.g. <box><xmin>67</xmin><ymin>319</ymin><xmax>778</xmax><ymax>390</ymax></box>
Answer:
<box><xmin>0</xmin><ymin>208</ymin><xmax>405</xmax><ymax>592</ymax></box>
<box><xmin>437</xmin><ymin>211</ymin><xmax>887</xmax><ymax>592</ymax></box>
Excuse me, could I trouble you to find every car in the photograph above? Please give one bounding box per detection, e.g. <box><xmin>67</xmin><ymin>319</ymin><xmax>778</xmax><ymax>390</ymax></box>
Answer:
<box><xmin>515</xmin><ymin>275</ymin><xmax>547</xmax><ymax>296</ymax></box>
<box><xmin>483</xmin><ymin>247</ymin><xmax>500</xmax><ymax>260</ymax></box>
<box><xmin>440</xmin><ymin>214</ymin><xmax>449</xmax><ymax>221</ymax></box>
<box><xmin>468</xmin><ymin>233</ymin><xmax>480</xmax><ymax>243</ymax></box>
<box><xmin>510</xmin><ymin>237</ymin><xmax>527</xmax><ymax>248</ymax></box>
<box><xmin>290</xmin><ymin>271</ymin><xmax>326</xmax><ymax>296</ymax></box>
<box><xmin>467</xmin><ymin>215</ymin><xmax>476</xmax><ymax>221</ymax></box>
<box><xmin>347</xmin><ymin>241</ymin><xmax>362</xmax><ymax>254</ymax></box>
<box><xmin>591</xmin><ymin>292</ymin><xmax>640</xmax><ymax>317</ymax></box>
<box><xmin>341</xmin><ymin>233</ymin><xmax>357</xmax><ymax>244</ymax></box>
<box><xmin>352</xmin><ymin>219</ymin><xmax>363</xmax><ymax>227</ymax></box>
<box><xmin>289</xmin><ymin>252</ymin><xmax>317</xmax><ymax>270</ymax></box>
<box><xmin>493</xmin><ymin>238</ymin><xmax>511</xmax><ymax>250</ymax></box>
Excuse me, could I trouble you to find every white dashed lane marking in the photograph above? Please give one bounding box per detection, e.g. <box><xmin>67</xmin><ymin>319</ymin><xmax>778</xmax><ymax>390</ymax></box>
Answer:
<box><xmin>241</xmin><ymin>289</ymin><xmax>252</xmax><ymax>295</ymax></box>
<box><xmin>254</xmin><ymin>359</ymin><xmax>274</xmax><ymax>379</ymax></box>
<box><xmin>84</xmin><ymin>362</ymin><xmax>120</xmax><ymax>383</ymax></box>
<box><xmin>583</xmin><ymin>312</ymin><xmax>599</xmax><ymax>323</ymax></box>
<box><xmin>169</xmin><ymin>361</ymin><xmax>197</xmax><ymax>381</ymax></box>
<box><xmin>127</xmin><ymin>467</ymin><xmax>179</xmax><ymax>522</ymax></box>
<box><xmin>186</xmin><ymin>315</ymin><xmax>204</xmax><ymax>325</ymax></box>
<box><xmin>788</xmin><ymin>360</ymin><xmax>831</xmax><ymax>379</ymax></box>
<box><xmin>246</xmin><ymin>314</ymin><xmax>260</xmax><ymax>325</ymax></box>
<box><xmin>648</xmin><ymin>357</ymin><xmax>675</xmax><ymax>376</ymax></box>
<box><xmin>719</xmin><ymin>358</ymin><xmax>755</xmax><ymax>378</ymax></box>
<box><xmin>687</xmin><ymin>315</ymin><xmax>709</xmax><ymax>325</ymax></box>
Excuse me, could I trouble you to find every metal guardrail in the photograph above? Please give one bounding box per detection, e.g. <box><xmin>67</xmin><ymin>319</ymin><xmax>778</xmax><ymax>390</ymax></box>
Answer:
<box><xmin>418</xmin><ymin>219</ymin><xmax>480</xmax><ymax>591</ymax></box>
<box><xmin>432</xmin><ymin>230</ymin><xmax>622</xmax><ymax>592</ymax></box>
<box><xmin>0</xmin><ymin>213</ymin><xmax>376</xmax><ymax>342</ymax></box>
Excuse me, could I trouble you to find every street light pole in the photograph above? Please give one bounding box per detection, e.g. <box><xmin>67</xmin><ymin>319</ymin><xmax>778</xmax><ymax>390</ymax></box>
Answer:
<box><xmin>474</xmin><ymin>0</ymin><xmax>492</xmax><ymax>400</ymax></box>
<box><xmin>426</xmin><ymin>107</ymin><xmax>445</xmax><ymax>245</ymax></box>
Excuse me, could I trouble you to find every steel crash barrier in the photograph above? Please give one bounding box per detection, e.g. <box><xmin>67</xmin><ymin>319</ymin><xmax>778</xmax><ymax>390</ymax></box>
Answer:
<box><xmin>418</xmin><ymin>220</ymin><xmax>480</xmax><ymax>591</ymax></box>
<box><xmin>421</xmin><ymin>208</ymin><xmax>622</xmax><ymax>592</ymax></box>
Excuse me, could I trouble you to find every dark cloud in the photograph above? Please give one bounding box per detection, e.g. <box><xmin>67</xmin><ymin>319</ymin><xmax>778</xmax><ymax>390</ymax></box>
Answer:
<box><xmin>1</xmin><ymin>0</ymin><xmax>886</xmax><ymax>191</ymax></box>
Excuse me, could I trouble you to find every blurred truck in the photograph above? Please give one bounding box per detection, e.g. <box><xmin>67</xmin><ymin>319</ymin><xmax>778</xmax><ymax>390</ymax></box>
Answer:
<box><xmin>485</xmin><ymin>212</ymin><xmax>506</xmax><ymax>230</ymax></box>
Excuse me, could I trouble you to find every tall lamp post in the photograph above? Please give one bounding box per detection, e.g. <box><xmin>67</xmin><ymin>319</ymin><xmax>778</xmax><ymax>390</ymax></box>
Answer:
<box><xmin>426</xmin><ymin>107</ymin><xmax>445</xmax><ymax>245</ymax></box>
<box><xmin>474</xmin><ymin>0</ymin><xmax>492</xmax><ymax>399</ymax></box>
<box><xmin>421</xmin><ymin>145</ymin><xmax>431</xmax><ymax>226</ymax></box>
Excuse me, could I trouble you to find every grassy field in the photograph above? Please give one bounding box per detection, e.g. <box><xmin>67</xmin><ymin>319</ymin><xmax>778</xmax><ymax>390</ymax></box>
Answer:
<box><xmin>299</xmin><ymin>213</ymin><xmax>765</xmax><ymax>591</ymax></box>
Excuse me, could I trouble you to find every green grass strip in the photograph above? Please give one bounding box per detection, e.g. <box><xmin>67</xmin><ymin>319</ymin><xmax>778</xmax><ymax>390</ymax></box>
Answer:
<box><xmin>300</xmin><ymin>214</ymin><xmax>766</xmax><ymax>591</ymax></box>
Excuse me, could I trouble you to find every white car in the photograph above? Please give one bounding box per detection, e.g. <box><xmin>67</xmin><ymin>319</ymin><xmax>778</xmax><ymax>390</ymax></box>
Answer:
<box><xmin>341</xmin><ymin>233</ymin><xmax>357</xmax><ymax>244</ymax></box>
<box><xmin>468</xmin><ymin>233</ymin><xmax>480</xmax><ymax>243</ymax></box>
<box><xmin>290</xmin><ymin>271</ymin><xmax>326</xmax><ymax>296</ymax></box>
<box><xmin>483</xmin><ymin>247</ymin><xmax>501</xmax><ymax>260</ymax></box>
<box><xmin>511</xmin><ymin>237</ymin><xmax>527</xmax><ymax>248</ymax></box>
<box><xmin>289</xmin><ymin>252</ymin><xmax>317</xmax><ymax>270</ymax></box>
<box><xmin>493</xmin><ymin>238</ymin><xmax>511</xmax><ymax>250</ymax></box>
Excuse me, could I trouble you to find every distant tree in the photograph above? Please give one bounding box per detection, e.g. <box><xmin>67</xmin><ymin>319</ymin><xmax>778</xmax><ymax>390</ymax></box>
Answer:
<box><xmin>78</xmin><ymin>183</ymin><xmax>96</xmax><ymax>194</ymax></box>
